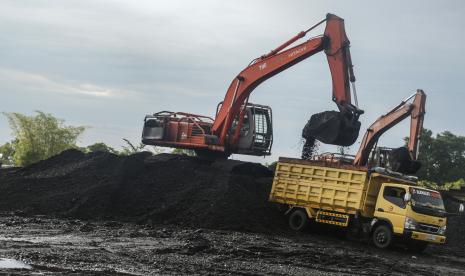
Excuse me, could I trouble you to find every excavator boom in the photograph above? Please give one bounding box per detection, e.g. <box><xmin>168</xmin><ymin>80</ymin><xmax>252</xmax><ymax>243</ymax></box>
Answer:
<box><xmin>214</xmin><ymin>14</ymin><xmax>359</xmax><ymax>138</ymax></box>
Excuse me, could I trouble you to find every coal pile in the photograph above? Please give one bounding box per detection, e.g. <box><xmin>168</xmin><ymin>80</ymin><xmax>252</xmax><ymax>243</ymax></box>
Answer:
<box><xmin>0</xmin><ymin>150</ymin><xmax>286</xmax><ymax>233</ymax></box>
<box><xmin>442</xmin><ymin>194</ymin><xmax>465</xmax><ymax>253</ymax></box>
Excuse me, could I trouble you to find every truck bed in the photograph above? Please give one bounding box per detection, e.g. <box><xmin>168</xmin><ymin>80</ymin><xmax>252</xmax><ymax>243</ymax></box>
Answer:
<box><xmin>269</xmin><ymin>158</ymin><xmax>415</xmax><ymax>217</ymax></box>
<box><xmin>270</xmin><ymin>158</ymin><xmax>369</xmax><ymax>215</ymax></box>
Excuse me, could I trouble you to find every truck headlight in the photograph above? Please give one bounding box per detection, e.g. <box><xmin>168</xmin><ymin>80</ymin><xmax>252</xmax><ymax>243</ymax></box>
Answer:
<box><xmin>404</xmin><ymin>217</ymin><xmax>417</xmax><ymax>230</ymax></box>
<box><xmin>438</xmin><ymin>225</ymin><xmax>446</xmax><ymax>235</ymax></box>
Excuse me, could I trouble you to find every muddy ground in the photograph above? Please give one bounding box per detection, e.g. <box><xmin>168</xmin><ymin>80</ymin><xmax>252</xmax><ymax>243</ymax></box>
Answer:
<box><xmin>0</xmin><ymin>151</ymin><xmax>464</xmax><ymax>275</ymax></box>
<box><xmin>0</xmin><ymin>213</ymin><xmax>464</xmax><ymax>275</ymax></box>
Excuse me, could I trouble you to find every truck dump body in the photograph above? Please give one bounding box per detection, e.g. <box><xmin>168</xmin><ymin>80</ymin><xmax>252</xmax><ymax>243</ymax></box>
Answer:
<box><xmin>269</xmin><ymin>158</ymin><xmax>414</xmax><ymax>217</ymax></box>
<box><xmin>270</xmin><ymin>158</ymin><xmax>368</xmax><ymax>215</ymax></box>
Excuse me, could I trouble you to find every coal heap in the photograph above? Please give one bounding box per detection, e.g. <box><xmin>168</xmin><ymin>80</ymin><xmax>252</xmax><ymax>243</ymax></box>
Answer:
<box><xmin>0</xmin><ymin>150</ymin><xmax>285</xmax><ymax>232</ymax></box>
<box><xmin>441</xmin><ymin>194</ymin><xmax>465</xmax><ymax>253</ymax></box>
<box><xmin>2</xmin><ymin>149</ymin><xmax>463</xmax><ymax>247</ymax></box>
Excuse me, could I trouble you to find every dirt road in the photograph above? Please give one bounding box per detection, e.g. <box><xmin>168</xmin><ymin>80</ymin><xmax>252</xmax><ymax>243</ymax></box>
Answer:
<box><xmin>1</xmin><ymin>213</ymin><xmax>464</xmax><ymax>275</ymax></box>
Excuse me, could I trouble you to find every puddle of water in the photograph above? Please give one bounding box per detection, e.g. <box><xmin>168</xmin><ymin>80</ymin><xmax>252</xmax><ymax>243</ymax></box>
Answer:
<box><xmin>0</xmin><ymin>258</ymin><xmax>32</xmax><ymax>269</ymax></box>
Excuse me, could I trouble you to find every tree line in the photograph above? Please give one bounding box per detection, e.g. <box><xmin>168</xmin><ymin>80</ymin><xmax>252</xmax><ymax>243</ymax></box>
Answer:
<box><xmin>414</xmin><ymin>129</ymin><xmax>465</xmax><ymax>190</ymax></box>
<box><xmin>0</xmin><ymin>111</ymin><xmax>193</xmax><ymax>167</ymax></box>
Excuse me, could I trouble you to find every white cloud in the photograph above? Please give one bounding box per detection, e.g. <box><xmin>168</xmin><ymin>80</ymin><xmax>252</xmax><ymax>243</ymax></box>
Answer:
<box><xmin>0</xmin><ymin>68</ymin><xmax>121</xmax><ymax>98</ymax></box>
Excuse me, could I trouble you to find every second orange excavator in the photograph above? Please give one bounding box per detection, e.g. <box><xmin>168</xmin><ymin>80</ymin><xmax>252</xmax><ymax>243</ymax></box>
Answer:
<box><xmin>142</xmin><ymin>14</ymin><xmax>363</xmax><ymax>158</ymax></box>
<box><xmin>309</xmin><ymin>89</ymin><xmax>426</xmax><ymax>174</ymax></box>
<box><xmin>353</xmin><ymin>89</ymin><xmax>426</xmax><ymax>174</ymax></box>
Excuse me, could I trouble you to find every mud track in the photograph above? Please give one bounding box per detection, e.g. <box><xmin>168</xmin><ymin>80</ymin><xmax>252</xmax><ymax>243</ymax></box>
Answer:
<box><xmin>0</xmin><ymin>214</ymin><xmax>464</xmax><ymax>275</ymax></box>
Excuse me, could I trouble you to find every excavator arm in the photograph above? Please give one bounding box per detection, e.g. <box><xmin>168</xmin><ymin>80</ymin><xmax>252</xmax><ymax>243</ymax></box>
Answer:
<box><xmin>353</xmin><ymin>89</ymin><xmax>426</xmax><ymax>167</ymax></box>
<box><xmin>214</xmin><ymin>13</ymin><xmax>362</xmax><ymax>147</ymax></box>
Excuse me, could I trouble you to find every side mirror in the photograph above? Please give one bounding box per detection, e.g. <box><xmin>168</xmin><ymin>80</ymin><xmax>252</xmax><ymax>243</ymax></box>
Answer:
<box><xmin>459</xmin><ymin>203</ymin><xmax>464</xmax><ymax>213</ymax></box>
<box><xmin>404</xmin><ymin>192</ymin><xmax>412</xmax><ymax>202</ymax></box>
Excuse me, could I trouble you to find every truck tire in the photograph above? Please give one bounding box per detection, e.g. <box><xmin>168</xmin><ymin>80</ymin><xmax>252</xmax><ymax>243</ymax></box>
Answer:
<box><xmin>372</xmin><ymin>225</ymin><xmax>393</xmax><ymax>249</ymax></box>
<box><xmin>289</xmin><ymin>209</ymin><xmax>309</xmax><ymax>231</ymax></box>
<box><xmin>407</xmin><ymin>241</ymin><xmax>428</xmax><ymax>253</ymax></box>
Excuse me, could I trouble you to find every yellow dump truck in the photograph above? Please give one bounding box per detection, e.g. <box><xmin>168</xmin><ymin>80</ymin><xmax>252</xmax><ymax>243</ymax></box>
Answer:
<box><xmin>269</xmin><ymin>157</ymin><xmax>464</xmax><ymax>251</ymax></box>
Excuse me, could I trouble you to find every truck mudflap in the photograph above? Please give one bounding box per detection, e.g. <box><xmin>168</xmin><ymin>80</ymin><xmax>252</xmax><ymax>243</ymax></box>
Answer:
<box><xmin>405</xmin><ymin>230</ymin><xmax>446</xmax><ymax>244</ymax></box>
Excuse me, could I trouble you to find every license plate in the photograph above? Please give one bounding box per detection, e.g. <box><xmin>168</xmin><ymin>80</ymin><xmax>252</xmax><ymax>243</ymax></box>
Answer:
<box><xmin>425</xmin><ymin>234</ymin><xmax>436</xmax><ymax>241</ymax></box>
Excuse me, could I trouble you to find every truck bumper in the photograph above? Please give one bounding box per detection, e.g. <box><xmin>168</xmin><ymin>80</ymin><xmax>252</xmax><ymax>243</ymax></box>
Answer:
<box><xmin>404</xmin><ymin>230</ymin><xmax>446</xmax><ymax>244</ymax></box>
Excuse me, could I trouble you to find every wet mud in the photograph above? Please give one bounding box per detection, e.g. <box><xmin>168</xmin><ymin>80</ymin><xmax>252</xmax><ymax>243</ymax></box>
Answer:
<box><xmin>0</xmin><ymin>214</ymin><xmax>464</xmax><ymax>275</ymax></box>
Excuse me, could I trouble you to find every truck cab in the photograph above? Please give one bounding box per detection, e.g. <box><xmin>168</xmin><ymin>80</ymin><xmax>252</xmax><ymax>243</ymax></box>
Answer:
<box><xmin>372</xmin><ymin>183</ymin><xmax>448</xmax><ymax>249</ymax></box>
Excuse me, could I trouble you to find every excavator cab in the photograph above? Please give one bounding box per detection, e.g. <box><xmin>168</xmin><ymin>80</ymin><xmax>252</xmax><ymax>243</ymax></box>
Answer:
<box><xmin>368</xmin><ymin>146</ymin><xmax>422</xmax><ymax>175</ymax></box>
<box><xmin>233</xmin><ymin>104</ymin><xmax>273</xmax><ymax>156</ymax></box>
<box><xmin>368</xmin><ymin>147</ymin><xmax>394</xmax><ymax>169</ymax></box>
<box><xmin>222</xmin><ymin>102</ymin><xmax>273</xmax><ymax>156</ymax></box>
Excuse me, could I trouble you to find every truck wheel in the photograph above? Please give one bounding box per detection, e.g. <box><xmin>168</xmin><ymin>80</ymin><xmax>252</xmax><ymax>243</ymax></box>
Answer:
<box><xmin>289</xmin><ymin>209</ymin><xmax>308</xmax><ymax>231</ymax></box>
<box><xmin>407</xmin><ymin>241</ymin><xmax>428</xmax><ymax>253</ymax></box>
<box><xmin>372</xmin><ymin>225</ymin><xmax>393</xmax><ymax>249</ymax></box>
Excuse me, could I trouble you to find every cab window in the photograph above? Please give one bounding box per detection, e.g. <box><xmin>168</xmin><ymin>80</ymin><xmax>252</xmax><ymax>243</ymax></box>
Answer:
<box><xmin>383</xmin><ymin>186</ymin><xmax>406</xmax><ymax>208</ymax></box>
<box><xmin>230</xmin><ymin>113</ymin><xmax>250</xmax><ymax>137</ymax></box>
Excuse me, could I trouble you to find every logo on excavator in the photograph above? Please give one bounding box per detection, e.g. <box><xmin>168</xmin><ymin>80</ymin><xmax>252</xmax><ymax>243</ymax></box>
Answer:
<box><xmin>288</xmin><ymin>46</ymin><xmax>307</xmax><ymax>58</ymax></box>
<box><xmin>258</xmin><ymin>63</ymin><xmax>267</xmax><ymax>71</ymax></box>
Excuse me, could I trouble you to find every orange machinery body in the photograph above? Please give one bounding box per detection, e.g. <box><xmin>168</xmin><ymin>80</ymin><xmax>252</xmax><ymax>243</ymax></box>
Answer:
<box><xmin>144</xmin><ymin>112</ymin><xmax>220</xmax><ymax>150</ymax></box>
<box><xmin>353</xmin><ymin>89</ymin><xmax>426</xmax><ymax>166</ymax></box>
<box><xmin>142</xmin><ymin>14</ymin><xmax>361</xmax><ymax>156</ymax></box>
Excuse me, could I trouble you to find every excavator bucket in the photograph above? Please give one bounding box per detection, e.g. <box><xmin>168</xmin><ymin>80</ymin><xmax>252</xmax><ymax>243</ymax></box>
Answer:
<box><xmin>302</xmin><ymin>110</ymin><xmax>361</xmax><ymax>147</ymax></box>
<box><xmin>389</xmin><ymin>147</ymin><xmax>422</xmax><ymax>174</ymax></box>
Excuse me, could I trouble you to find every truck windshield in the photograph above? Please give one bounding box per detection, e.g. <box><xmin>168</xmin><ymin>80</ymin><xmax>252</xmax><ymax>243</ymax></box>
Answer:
<box><xmin>411</xmin><ymin>188</ymin><xmax>445</xmax><ymax>210</ymax></box>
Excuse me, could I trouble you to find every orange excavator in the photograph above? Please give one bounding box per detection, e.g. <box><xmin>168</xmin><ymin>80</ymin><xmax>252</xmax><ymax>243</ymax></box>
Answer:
<box><xmin>353</xmin><ymin>89</ymin><xmax>426</xmax><ymax>174</ymax></box>
<box><xmin>142</xmin><ymin>14</ymin><xmax>363</xmax><ymax>158</ymax></box>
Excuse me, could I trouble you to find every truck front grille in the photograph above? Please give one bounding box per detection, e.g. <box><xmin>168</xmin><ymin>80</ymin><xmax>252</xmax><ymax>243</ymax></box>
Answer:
<box><xmin>417</xmin><ymin>223</ymin><xmax>439</xmax><ymax>234</ymax></box>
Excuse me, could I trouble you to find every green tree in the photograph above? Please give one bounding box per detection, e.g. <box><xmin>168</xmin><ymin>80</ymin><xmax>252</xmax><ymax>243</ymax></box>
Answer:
<box><xmin>86</xmin><ymin>142</ymin><xmax>118</xmax><ymax>154</ymax></box>
<box><xmin>120</xmin><ymin>138</ymin><xmax>147</xmax><ymax>155</ymax></box>
<box><xmin>119</xmin><ymin>139</ymin><xmax>164</xmax><ymax>156</ymax></box>
<box><xmin>0</xmin><ymin>141</ymin><xmax>16</xmax><ymax>165</ymax></box>
<box><xmin>3</xmin><ymin>111</ymin><xmax>85</xmax><ymax>166</ymax></box>
<box><xmin>411</xmin><ymin>129</ymin><xmax>465</xmax><ymax>185</ymax></box>
<box><xmin>418</xmin><ymin>179</ymin><xmax>465</xmax><ymax>191</ymax></box>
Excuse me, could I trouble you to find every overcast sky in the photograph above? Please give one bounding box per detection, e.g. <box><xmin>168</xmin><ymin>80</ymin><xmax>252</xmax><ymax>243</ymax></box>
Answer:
<box><xmin>1</xmin><ymin>0</ymin><xmax>465</xmax><ymax>162</ymax></box>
